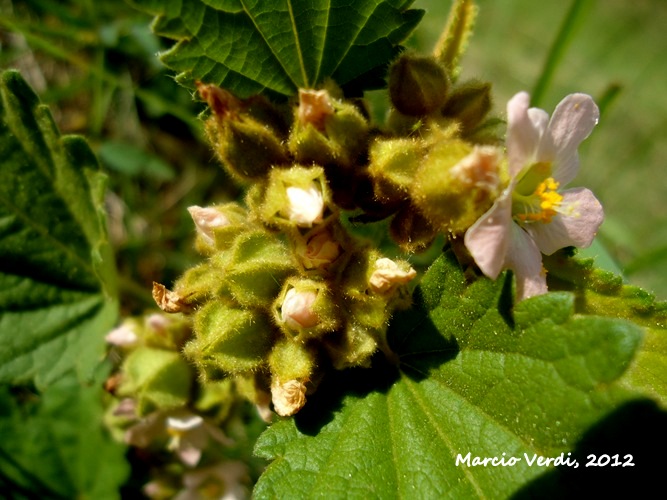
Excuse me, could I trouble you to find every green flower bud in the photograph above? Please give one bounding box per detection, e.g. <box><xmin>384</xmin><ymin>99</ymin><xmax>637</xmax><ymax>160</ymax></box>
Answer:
<box><xmin>261</xmin><ymin>165</ymin><xmax>332</xmax><ymax>230</ymax></box>
<box><xmin>198</xmin><ymin>83</ymin><xmax>288</xmax><ymax>181</ymax></box>
<box><xmin>288</xmin><ymin>88</ymin><xmax>369</xmax><ymax>168</ymax></box>
<box><xmin>220</xmin><ymin>229</ymin><xmax>298</xmax><ymax>308</ymax></box>
<box><xmin>368</xmin><ymin>137</ymin><xmax>426</xmax><ymax>203</ymax></box>
<box><xmin>273</xmin><ymin>278</ymin><xmax>339</xmax><ymax>341</ymax></box>
<box><xmin>412</xmin><ymin>140</ymin><xmax>503</xmax><ymax>234</ymax></box>
<box><xmin>169</xmin><ymin>260</ymin><xmax>226</xmax><ymax>308</ymax></box>
<box><xmin>442</xmin><ymin>80</ymin><xmax>492</xmax><ymax>134</ymax></box>
<box><xmin>185</xmin><ymin>300</ymin><xmax>274</xmax><ymax>379</ymax></box>
<box><xmin>389</xmin><ymin>53</ymin><xmax>450</xmax><ymax>116</ymax></box>
<box><xmin>187</xmin><ymin>203</ymin><xmax>249</xmax><ymax>254</ymax></box>
<box><xmin>117</xmin><ymin>347</ymin><xmax>194</xmax><ymax>416</ymax></box>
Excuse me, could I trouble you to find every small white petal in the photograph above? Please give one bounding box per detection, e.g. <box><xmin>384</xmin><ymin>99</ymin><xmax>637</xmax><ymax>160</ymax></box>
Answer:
<box><xmin>105</xmin><ymin>325</ymin><xmax>138</xmax><ymax>347</ymax></box>
<box><xmin>368</xmin><ymin>258</ymin><xmax>417</xmax><ymax>294</ymax></box>
<box><xmin>526</xmin><ymin>187</ymin><xmax>604</xmax><ymax>255</ymax></box>
<box><xmin>464</xmin><ymin>187</ymin><xmax>513</xmax><ymax>279</ymax></box>
<box><xmin>548</xmin><ymin>93</ymin><xmax>599</xmax><ymax>185</ymax></box>
<box><xmin>281</xmin><ymin>288</ymin><xmax>319</xmax><ymax>329</ymax></box>
<box><xmin>187</xmin><ymin>206</ymin><xmax>230</xmax><ymax>246</ymax></box>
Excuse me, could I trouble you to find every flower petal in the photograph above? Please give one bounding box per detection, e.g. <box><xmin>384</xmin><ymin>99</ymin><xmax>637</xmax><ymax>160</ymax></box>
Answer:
<box><xmin>548</xmin><ymin>94</ymin><xmax>599</xmax><ymax>185</ymax></box>
<box><xmin>526</xmin><ymin>187</ymin><xmax>604</xmax><ymax>255</ymax></box>
<box><xmin>505</xmin><ymin>223</ymin><xmax>547</xmax><ymax>301</ymax></box>
<box><xmin>464</xmin><ymin>188</ymin><xmax>513</xmax><ymax>279</ymax></box>
<box><xmin>507</xmin><ymin>92</ymin><xmax>540</xmax><ymax>178</ymax></box>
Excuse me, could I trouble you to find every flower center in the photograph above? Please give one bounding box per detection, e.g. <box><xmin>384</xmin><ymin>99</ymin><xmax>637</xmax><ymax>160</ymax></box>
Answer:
<box><xmin>513</xmin><ymin>177</ymin><xmax>563</xmax><ymax>224</ymax></box>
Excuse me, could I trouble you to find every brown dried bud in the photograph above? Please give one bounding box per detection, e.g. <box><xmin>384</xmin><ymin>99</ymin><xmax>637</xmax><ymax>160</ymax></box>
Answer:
<box><xmin>271</xmin><ymin>378</ymin><xmax>307</xmax><ymax>417</ymax></box>
<box><xmin>298</xmin><ymin>89</ymin><xmax>335</xmax><ymax>130</ymax></box>
<box><xmin>152</xmin><ymin>282</ymin><xmax>194</xmax><ymax>314</ymax></box>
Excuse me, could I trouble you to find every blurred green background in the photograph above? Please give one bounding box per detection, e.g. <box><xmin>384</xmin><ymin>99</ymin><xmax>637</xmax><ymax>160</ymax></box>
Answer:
<box><xmin>1</xmin><ymin>0</ymin><xmax>665</xmax><ymax>299</ymax></box>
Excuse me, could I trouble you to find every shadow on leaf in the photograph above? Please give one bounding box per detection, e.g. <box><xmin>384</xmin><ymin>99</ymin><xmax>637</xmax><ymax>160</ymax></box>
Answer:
<box><xmin>511</xmin><ymin>399</ymin><xmax>667</xmax><ymax>499</ymax></box>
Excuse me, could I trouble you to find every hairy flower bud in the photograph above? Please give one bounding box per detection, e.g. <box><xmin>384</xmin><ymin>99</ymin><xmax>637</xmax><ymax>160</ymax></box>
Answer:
<box><xmin>389</xmin><ymin>53</ymin><xmax>450</xmax><ymax>116</ymax></box>
<box><xmin>198</xmin><ymin>83</ymin><xmax>288</xmax><ymax>181</ymax></box>
<box><xmin>412</xmin><ymin>140</ymin><xmax>503</xmax><ymax>234</ymax></box>
<box><xmin>442</xmin><ymin>80</ymin><xmax>493</xmax><ymax>134</ymax></box>
<box><xmin>274</xmin><ymin>279</ymin><xmax>339</xmax><ymax>340</ymax></box>
<box><xmin>295</xmin><ymin>226</ymin><xmax>342</xmax><ymax>271</ymax></box>
<box><xmin>271</xmin><ymin>378</ymin><xmax>307</xmax><ymax>417</ymax></box>
<box><xmin>281</xmin><ymin>288</ymin><xmax>319</xmax><ymax>330</ymax></box>
<box><xmin>187</xmin><ymin>203</ymin><xmax>248</xmax><ymax>253</ymax></box>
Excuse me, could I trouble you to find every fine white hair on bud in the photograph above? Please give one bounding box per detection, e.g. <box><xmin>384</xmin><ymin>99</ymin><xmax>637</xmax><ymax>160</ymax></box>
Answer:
<box><xmin>284</xmin><ymin>183</ymin><xmax>325</xmax><ymax>227</ymax></box>
<box><xmin>281</xmin><ymin>288</ymin><xmax>319</xmax><ymax>330</ymax></box>
<box><xmin>369</xmin><ymin>258</ymin><xmax>417</xmax><ymax>294</ymax></box>
<box><xmin>187</xmin><ymin>206</ymin><xmax>231</xmax><ymax>246</ymax></box>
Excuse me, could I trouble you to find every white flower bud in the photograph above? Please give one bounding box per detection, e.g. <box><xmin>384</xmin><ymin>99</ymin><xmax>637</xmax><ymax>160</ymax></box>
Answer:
<box><xmin>187</xmin><ymin>205</ymin><xmax>231</xmax><ymax>246</ymax></box>
<box><xmin>369</xmin><ymin>258</ymin><xmax>417</xmax><ymax>294</ymax></box>
<box><xmin>281</xmin><ymin>288</ymin><xmax>319</xmax><ymax>330</ymax></box>
<box><xmin>283</xmin><ymin>183</ymin><xmax>324</xmax><ymax>227</ymax></box>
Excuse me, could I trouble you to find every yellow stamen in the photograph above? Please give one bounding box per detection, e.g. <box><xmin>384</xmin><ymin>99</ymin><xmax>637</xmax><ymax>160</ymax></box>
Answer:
<box><xmin>515</xmin><ymin>177</ymin><xmax>563</xmax><ymax>223</ymax></box>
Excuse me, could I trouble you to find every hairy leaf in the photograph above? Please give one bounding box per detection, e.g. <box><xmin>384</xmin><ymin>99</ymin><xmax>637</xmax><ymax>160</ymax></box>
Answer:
<box><xmin>0</xmin><ymin>71</ymin><xmax>118</xmax><ymax>388</ymax></box>
<box><xmin>545</xmin><ymin>251</ymin><xmax>667</xmax><ymax>406</ymax></box>
<box><xmin>127</xmin><ymin>0</ymin><xmax>424</xmax><ymax>98</ymax></box>
<box><xmin>254</xmin><ymin>251</ymin><xmax>657</xmax><ymax>497</ymax></box>
<box><xmin>0</xmin><ymin>372</ymin><xmax>129</xmax><ymax>498</ymax></box>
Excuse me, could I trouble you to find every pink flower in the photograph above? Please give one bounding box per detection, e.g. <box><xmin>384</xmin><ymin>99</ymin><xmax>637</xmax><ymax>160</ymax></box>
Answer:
<box><xmin>464</xmin><ymin>92</ymin><xmax>604</xmax><ymax>301</ymax></box>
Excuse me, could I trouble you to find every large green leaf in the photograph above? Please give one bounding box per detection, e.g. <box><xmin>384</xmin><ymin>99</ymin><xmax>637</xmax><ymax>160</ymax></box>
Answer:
<box><xmin>254</xmin><ymin>251</ymin><xmax>660</xmax><ymax>498</ymax></box>
<box><xmin>0</xmin><ymin>372</ymin><xmax>129</xmax><ymax>498</ymax></box>
<box><xmin>0</xmin><ymin>70</ymin><xmax>118</xmax><ymax>388</ymax></box>
<box><xmin>127</xmin><ymin>0</ymin><xmax>424</xmax><ymax>98</ymax></box>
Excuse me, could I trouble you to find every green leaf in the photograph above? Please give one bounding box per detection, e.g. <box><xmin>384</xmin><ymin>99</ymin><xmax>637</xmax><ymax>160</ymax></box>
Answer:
<box><xmin>544</xmin><ymin>250</ymin><xmax>667</xmax><ymax>406</ymax></box>
<box><xmin>127</xmin><ymin>0</ymin><xmax>424</xmax><ymax>98</ymax></box>
<box><xmin>0</xmin><ymin>70</ymin><xmax>118</xmax><ymax>388</ymax></box>
<box><xmin>0</xmin><ymin>372</ymin><xmax>129</xmax><ymax>498</ymax></box>
<box><xmin>254</xmin><ymin>251</ymin><xmax>654</xmax><ymax>498</ymax></box>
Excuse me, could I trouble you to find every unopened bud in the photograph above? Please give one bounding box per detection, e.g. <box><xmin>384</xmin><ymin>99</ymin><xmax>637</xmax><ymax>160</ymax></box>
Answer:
<box><xmin>442</xmin><ymin>81</ymin><xmax>493</xmax><ymax>133</ymax></box>
<box><xmin>281</xmin><ymin>288</ymin><xmax>319</xmax><ymax>330</ymax></box>
<box><xmin>284</xmin><ymin>183</ymin><xmax>324</xmax><ymax>227</ymax></box>
<box><xmin>106</xmin><ymin>322</ymin><xmax>139</xmax><ymax>347</ymax></box>
<box><xmin>188</xmin><ymin>206</ymin><xmax>230</xmax><ymax>247</ymax></box>
<box><xmin>389</xmin><ymin>54</ymin><xmax>450</xmax><ymax>116</ymax></box>
<box><xmin>296</xmin><ymin>227</ymin><xmax>341</xmax><ymax>271</ymax></box>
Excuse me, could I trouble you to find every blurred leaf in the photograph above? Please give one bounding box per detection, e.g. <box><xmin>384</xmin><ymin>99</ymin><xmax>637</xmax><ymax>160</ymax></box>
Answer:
<box><xmin>99</xmin><ymin>140</ymin><xmax>175</xmax><ymax>181</ymax></box>
<box><xmin>0</xmin><ymin>373</ymin><xmax>129</xmax><ymax>498</ymax></box>
<box><xmin>0</xmin><ymin>70</ymin><xmax>118</xmax><ymax>388</ymax></box>
<box><xmin>127</xmin><ymin>0</ymin><xmax>424</xmax><ymax>98</ymax></box>
<box><xmin>254</xmin><ymin>251</ymin><xmax>647</xmax><ymax>498</ymax></box>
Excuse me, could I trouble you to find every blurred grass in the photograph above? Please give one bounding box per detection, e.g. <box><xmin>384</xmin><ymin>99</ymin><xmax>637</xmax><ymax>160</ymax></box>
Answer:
<box><xmin>414</xmin><ymin>0</ymin><xmax>667</xmax><ymax>298</ymax></box>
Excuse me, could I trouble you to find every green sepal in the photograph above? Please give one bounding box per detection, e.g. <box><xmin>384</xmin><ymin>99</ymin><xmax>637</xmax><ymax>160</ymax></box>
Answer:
<box><xmin>388</xmin><ymin>53</ymin><xmax>450</xmax><ymax>116</ymax></box>
<box><xmin>323</xmin><ymin>320</ymin><xmax>379</xmax><ymax>370</ymax></box>
<box><xmin>368</xmin><ymin>137</ymin><xmax>426</xmax><ymax>203</ymax></box>
<box><xmin>185</xmin><ymin>300</ymin><xmax>274</xmax><ymax>379</ymax></box>
<box><xmin>269</xmin><ymin>339</ymin><xmax>317</xmax><ymax>383</ymax></box>
<box><xmin>173</xmin><ymin>260</ymin><xmax>226</xmax><ymax>306</ymax></box>
<box><xmin>389</xmin><ymin>204</ymin><xmax>438</xmax><ymax>254</ymax></box>
<box><xmin>221</xmin><ymin>229</ymin><xmax>298</xmax><ymax>308</ymax></box>
<box><xmin>441</xmin><ymin>80</ymin><xmax>492</xmax><ymax>135</ymax></box>
<box><xmin>117</xmin><ymin>347</ymin><xmax>194</xmax><ymax>416</ymax></box>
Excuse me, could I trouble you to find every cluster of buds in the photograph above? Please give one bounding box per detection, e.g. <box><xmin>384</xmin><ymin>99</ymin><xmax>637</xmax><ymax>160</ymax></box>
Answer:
<box><xmin>104</xmin><ymin>314</ymin><xmax>253</xmax><ymax>499</ymax></box>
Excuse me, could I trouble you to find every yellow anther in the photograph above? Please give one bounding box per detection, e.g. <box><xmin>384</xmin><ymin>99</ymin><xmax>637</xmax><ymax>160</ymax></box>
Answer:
<box><xmin>515</xmin><ymin>177</ymin><xmax>563</xmax><ymax>224</ymax></box>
